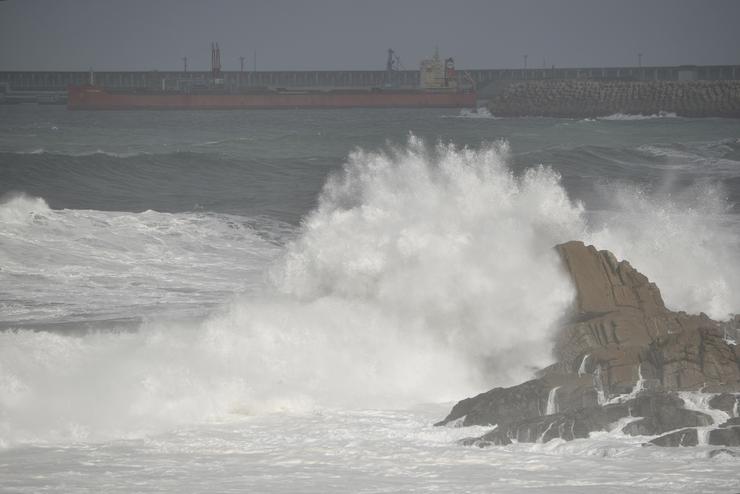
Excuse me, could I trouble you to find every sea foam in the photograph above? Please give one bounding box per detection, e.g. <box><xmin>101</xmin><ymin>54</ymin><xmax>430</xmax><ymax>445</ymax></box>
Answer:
<box><xmin>1</xmin><ymin>136</ymin><xmax>738</xmax><ymax>447</ymax></box>
<box><xmin>0</xmin><ymin>138</ymin><xmax>581</xmax><ymax>445</ymax></box>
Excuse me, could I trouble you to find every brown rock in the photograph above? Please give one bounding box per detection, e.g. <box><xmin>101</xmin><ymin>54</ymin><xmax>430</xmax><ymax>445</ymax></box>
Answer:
<box><xmin>553</xmin><ymin>241</ymin><xmax>740</xmax><ymax>397</ymax></box>
<box><xmin>440</xmin><ymin>240</ymin><xmax>740</xmax><ymax>448</ymax></box>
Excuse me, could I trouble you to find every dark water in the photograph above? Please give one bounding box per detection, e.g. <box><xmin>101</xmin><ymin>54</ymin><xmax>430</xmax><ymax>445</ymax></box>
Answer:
<box><xmin>3</xmin><ymin>106</ymin><xmax>739</xmax><ymax>222</ymax></box>
<box><xmin>2</xmin><ymin>105</ymin><xmax>740</xmax><ymax>329</ymax></box>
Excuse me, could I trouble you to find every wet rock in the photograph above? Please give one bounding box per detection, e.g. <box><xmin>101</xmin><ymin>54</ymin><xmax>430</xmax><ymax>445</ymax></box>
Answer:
<box><xmin>461</xmin><ymin>391</ymin><xmax>712</xmax><ymax>445</ymax></box>
<box><xmin>649</xmin><ymin>428</ymin><xmax>698</xmax><ymax>447</ymax></box>
<box><xmin>476</xmin><ymin>404</ymin><xmax>625</xmax><ymax>444</ymax></box>
<box><xmin>435</xmin><ymin>379</ymin><xmax>548</xmax><ymax>427</ymax></box>
<box><xmin>459</xmin><ymin>436</ymin><xmax>500</xmax><ymax>447</ymax></box>
<box><xmin>618</xmin><ymin>392</ymin><xmax>712</xmax><ymax>436</ymax></box>
<box><xmin>720</xmin><ymin>417</ymin><xmax>740</xmax><ymax>427</ymax></box>
<box><xmin>708</xmin><ymin>448</ymin><xmax>739</xmax><ymax>458</ymax></box>
<box><xmin>708</xmin><ymin>417</ymin><xmax>740</xmax><ymax>446</ymax></box>
<box><xmin>708</xmin><ymin>426</ymin><xmax>740</xmax><ymax>447</ymax></box>
<box><xmin>436</xmin><ymin>372</ymin><xmax>599</xmax><ymax>428</ymax></box>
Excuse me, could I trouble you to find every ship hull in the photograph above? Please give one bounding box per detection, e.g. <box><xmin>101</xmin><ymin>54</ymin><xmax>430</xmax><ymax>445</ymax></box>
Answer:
<box><xmin>68</xmin><ymin>86</ymin><xmax>477</xmax><ymax>110</ymax></box>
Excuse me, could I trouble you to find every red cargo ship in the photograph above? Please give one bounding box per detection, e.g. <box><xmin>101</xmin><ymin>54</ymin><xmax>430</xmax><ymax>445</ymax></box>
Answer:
<box><xmin>67</xmin><ymin>86</ymin><xmax>476</xmax><ymax>110</ymax></box>
<box><xmin>68</xmin><ymin>46</ymin><xmax>476</xmax><ymax>110</ymax></box>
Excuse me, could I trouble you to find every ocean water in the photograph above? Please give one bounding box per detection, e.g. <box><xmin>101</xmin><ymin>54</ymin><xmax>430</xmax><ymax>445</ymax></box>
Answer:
<box><xmin>1</xmin><ymin>105</ymin><xmax>739</xmax><ymax>492</ymax></box>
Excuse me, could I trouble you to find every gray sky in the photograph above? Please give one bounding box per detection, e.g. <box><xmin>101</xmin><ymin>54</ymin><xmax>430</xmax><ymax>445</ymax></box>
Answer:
<box><xmin>1</xmin><ymin>0</ymin><xmax>738</xmax><ymax>71</ymax></box>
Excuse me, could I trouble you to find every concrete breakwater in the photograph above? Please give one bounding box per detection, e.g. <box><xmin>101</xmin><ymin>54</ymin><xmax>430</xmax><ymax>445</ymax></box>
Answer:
<box><xmin>487</xmin><ymin>80</ymin><xmax>740</xmax><ymax>118</ymax></box>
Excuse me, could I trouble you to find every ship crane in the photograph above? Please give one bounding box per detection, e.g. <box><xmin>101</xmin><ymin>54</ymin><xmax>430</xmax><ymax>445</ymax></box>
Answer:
<box><xmin>385</xmin><ymin>49</ymin><xmax>404</xmax><ymax>88</ymax></box>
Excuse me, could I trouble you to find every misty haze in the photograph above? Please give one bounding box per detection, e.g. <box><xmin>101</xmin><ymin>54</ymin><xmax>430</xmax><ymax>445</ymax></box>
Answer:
<box><xmin>1</xmin><ymin>1</ymin><xmax>740</xmax><ymax>492</ymax></box>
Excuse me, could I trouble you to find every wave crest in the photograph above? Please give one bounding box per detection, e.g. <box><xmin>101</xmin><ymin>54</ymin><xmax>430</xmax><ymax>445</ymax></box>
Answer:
<box><xmin>0</xmin><ymin>193</ymin><xmax>51</xmax><ymax>224</ymax></box>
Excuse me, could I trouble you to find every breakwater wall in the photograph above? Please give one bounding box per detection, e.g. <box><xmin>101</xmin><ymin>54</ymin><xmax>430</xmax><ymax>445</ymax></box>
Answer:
<box><xmin>1</xmin><ymin>64</ymin><xmax>738</xmax><ymax>92</ymax></box>
<box><xmin>487</xmin><ymin>80</ymin><xmax>740</xmax><ymax>118</ymax></box>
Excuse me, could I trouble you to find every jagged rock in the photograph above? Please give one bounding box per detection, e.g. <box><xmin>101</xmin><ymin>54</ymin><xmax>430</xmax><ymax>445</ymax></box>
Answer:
<box><xmin>650</xmin><ymin>417</ymin><xmax>740</xmax><ymax>448</ymax></box>
<box><xmin>440</xmin><ymin>241</ymin><xmax>740</xmax><ymax>448</ymax></box>
<box><xmin>435</xmin><ymin>374</ymin><xmax>597</xmax><ymax>428</ymax></box>
<box><xmin>708</xmin><ymin>426</ymin><xmax>740</xmax><ymax>446</ymax></box>
<box><xmin>556</xmin><ymin>241</ymin><xmax>666</xmax><ymax>317</ymax></box>
<box><xmin>618</xmin><ymin>392</ymin><xmax>712</xmax><ymax>435</ymax></box>
<box><xmin>472</xmin><ymin>404</ymin><xmax>625</xmax><ymax>445</ymax></box>
<box><xmin>455</xmin><ymin>391</ymin><xmax>712</xmax><ymax>446</ymax></box>
<box><xmin>649</xmin><ymin>428</ymin><xmax>699</xmax><ymax>447</ymax></box>
<box><xmin>435</xmin><ymin>379</ymin><xmax>548</xmax><ymax>427</ymax></box>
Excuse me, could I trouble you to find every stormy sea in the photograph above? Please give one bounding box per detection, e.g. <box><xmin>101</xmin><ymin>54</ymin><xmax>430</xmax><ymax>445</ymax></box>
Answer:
<box><xmin>1</xmin><ymin>105</ymin><xmax>739</xmax><ymax>492</ymax></box>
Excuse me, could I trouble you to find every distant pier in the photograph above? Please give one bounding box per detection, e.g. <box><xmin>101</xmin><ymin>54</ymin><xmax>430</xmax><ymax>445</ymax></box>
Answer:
<box><xmin>1</xmin><ymin>64</ymin><xmax>739</xmax><ymax>105</ymax></box>
<box><xmin>1</xmin><ymin>64</ymin><xmax>739</xmax><ymax>91</ymax></box>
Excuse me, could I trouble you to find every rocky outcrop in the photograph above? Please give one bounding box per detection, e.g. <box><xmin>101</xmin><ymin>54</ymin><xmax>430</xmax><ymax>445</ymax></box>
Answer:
<box><xmin>439</xmin><ymin>241</ymin><xmax>740</xmax><ymax>448</ymax></box>
<box><xmin>553</xmin><ymin>241</ymin><xmax>740</xmax><ymax>397</ymax></box>
<box><xmin>487</xmin><ymin>80</ymin><xmax>740</xmax><ymax>118</ymax></box>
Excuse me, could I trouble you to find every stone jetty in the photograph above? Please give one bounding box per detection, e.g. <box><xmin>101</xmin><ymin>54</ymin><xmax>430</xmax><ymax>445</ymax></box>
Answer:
<box><xmin>487</xmin><ymin>80</ymin><xmax>740</xmax><ymax>118</ymax></box>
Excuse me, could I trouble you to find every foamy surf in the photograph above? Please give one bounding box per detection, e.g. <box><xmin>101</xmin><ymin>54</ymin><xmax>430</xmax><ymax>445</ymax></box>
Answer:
<box><xmin>2</xmin><ymin>136</ymin><xmax>739</xmax><ymax>453</ymax></box>
<box><xmin>1</xmin><ymin>405</ymin><xmax>737</xmax><ymax>493</ymax></box>
<box><xmin>0</xmin><ymin>193</ymin><xmax>284</xmax><ymax>325</ymax></box>
<box><xmin>449</xmin><ymin>107</ymin><xmax>499</xmax><ymax>119</ymax></box>
<box><xmin>599</xmin><ymin>111</ymin><xmax>679</xmax><ymax>121</ymax></box>
<box><xmin>0</xmin><ymin>138</ymin><xmax>585</xmax><ymax>446</ymax></box>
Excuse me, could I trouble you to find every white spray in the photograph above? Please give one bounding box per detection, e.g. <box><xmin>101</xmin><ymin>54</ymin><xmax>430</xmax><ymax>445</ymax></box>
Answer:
<box><xmin>2</xmin><ymin>136</ymin><xmax>739</xmax><ymax>448</ymax></box>
<box><xmin>546</xmin><ymin>386</ymin><xmax>561</xmax><ymax>415</ymax></box>
<box><xmin>0</xmin><ymin>138</ymin><xmax>582</xmax><ymax>446</ymax></box>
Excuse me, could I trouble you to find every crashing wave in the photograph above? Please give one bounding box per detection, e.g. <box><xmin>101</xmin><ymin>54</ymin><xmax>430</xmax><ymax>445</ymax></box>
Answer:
<box><xmin>599</xmin><ymin>111</ymin><xmax>679</xmax><ymax>121</ymax></box>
